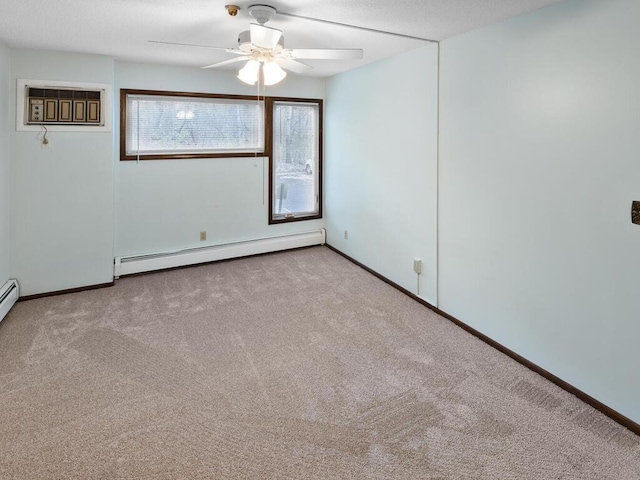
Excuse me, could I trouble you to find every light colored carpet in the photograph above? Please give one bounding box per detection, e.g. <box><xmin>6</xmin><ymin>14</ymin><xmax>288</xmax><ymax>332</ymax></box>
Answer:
<box><xmin>0</xmin><ymin>246</ymin><xmax>638</xmax><ymax>479</ymax></box>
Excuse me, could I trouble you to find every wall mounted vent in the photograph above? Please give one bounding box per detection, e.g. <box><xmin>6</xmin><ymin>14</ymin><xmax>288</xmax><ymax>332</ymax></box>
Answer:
<box><xmin>16</xmin><ymin>79</ymin><xmax>112</xmax><ymax>132</ymax></box>
<box><xmin>26</xmin><ymin>87</ymin><xmax>102</xmax><ymax>125</ymax></box>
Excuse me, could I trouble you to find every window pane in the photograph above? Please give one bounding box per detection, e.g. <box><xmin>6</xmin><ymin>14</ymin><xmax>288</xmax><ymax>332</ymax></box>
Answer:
<box><xmin>272</xmin><ymin>102</ymin><xmax>319</xmax><ymax>219</ymax></box>
<box><xmin>126</xmin><ymin>95</ymin><xmax>264</xmax><ymax>156</ymax></box>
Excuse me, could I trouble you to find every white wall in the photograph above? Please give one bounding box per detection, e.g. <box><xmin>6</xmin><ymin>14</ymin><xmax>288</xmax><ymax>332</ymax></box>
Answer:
<box><xmin>440</xmin><ymin>0</ymin><xmax>640</xmax><ymax>423</ymax></box>
<box><xmin>325</xmin><ymin>44</ymin><xmax>439</xmax><ymax>304</ymax></box>
<box><xmin>115</xmin><ymin>62</ymin><xmax>325</xmax><ymax>257</ymax></box>
<box><xmin>10</xmin><ymin>50</ymin><xmax>114</xmax><ymax>295</ymax></box>
<box><xmin>0</xmin><ymin>42</ymin><xmax>10</xmax><ymax>284</ymax></box>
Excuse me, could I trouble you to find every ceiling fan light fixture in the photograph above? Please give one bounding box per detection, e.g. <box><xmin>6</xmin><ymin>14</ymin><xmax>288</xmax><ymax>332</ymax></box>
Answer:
<box><xmin>263</xmin><ymin>60</ymin><xmax>286</xmax><ymax>86</ymax></box>
<box><xmin>238</xmin><ymin>59</ymin><xmax>260</xmax><ymax>85</ymax></box>
<box><xmin>177</xmin><ymin>3</ymin><xmax>363</xmax><ymax>81</ymax></box>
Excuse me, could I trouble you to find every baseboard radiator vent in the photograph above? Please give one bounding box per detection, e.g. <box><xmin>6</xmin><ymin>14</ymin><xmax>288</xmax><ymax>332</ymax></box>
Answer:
<box><xmin>114</xmin><ymin>229</ymin><xmax>326</xmax><ymax>277</ymax></box>
<box><xmin>0</xmin><ymin>279</ymin><xmax>20</xmax><ymax>324</ymax></box>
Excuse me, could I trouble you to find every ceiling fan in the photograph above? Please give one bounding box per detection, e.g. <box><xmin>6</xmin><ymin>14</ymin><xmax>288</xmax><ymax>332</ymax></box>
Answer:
<box><xmin>150</xmin><ymin>4</ymin><xmax>364</xmax><ymax>86</ymax></box>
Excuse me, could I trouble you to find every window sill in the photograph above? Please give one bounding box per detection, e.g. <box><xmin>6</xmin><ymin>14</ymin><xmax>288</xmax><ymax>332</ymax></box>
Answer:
<box><xmin>269</xmin><ymin>213</ymin><xmax>322</xmax><ymax>225</ymax></box>
<box><xmin>120</xmin><ymin>152</ymin><xmax>266</xmax><ymax>161</ymax></box>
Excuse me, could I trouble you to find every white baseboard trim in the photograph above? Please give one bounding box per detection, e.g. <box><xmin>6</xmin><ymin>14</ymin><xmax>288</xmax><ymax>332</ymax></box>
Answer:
<box><xmin>114</xmin><ymin>229</ymin><xmax>326</xmax><ymax>277</ymax></box>
<box><xmin>0</xmin><ymin>279</ymin><xmax>20</xmax><ymax>323</ymax></box>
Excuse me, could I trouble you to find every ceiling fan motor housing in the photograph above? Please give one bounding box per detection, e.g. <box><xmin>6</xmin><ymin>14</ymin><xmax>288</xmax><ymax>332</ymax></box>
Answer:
<box><xmin>238</xmin><ymin>30</ymin><xmax>284</xmax><ymax>50</ymax></box>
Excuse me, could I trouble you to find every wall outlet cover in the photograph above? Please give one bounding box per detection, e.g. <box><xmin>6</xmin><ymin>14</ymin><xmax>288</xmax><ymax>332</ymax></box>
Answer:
<box><xmin>633</xmin><ymin>201</ymin><xmax>640</xmax><ymax>225</ymax></box>
<box><xmin>413</xmin><ymin>258</ymin><xmax>423</xmax><ymax>274</ymax></box>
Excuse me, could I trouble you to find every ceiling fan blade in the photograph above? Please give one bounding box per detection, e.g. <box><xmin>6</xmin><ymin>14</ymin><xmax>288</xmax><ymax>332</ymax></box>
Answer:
<box><xmin>290</xmin><ymin>48</ymin><xmax>364</xmax><ymax>60</ymax></box>
<box><xmin>249</xmin><ymin>23</ymin><xmax>282</xmax><ymax>49</ymax></box>
<box><xmin>202</xmin><ymin>57</ymin><xmax>249</xmax><ymax>69</ymax></box>
<box><xmin>276</xmin><ymin>58</ymin><xmax>314</xmax><ymax>74</ymax></box>
<box><xmin>149</xmin><ymin>40</ymin><xmax>230</xmax><ymax>50</ymax></box>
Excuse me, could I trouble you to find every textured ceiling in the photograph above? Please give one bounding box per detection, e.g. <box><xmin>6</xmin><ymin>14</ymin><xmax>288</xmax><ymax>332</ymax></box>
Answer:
<box><xmin>0</xmin><ymin>0</ymin><xmax>566</xmax><ymax>77</ymax></box>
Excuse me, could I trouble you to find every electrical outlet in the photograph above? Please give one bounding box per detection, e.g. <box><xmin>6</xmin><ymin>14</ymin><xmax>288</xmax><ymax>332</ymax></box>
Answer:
<box><xmin>344</xmin><ymin>230</ymin><xmax>349</xmax><ymax>240</ymax></box>
<box><xmin>413</xmin><ymin>258</ymin><xmax>423</xmax><ymax>275</ymax></box>
<box><xmin>200</xmin><ymin>231</ymin><xmax>207</xmax><ymax>241</ymax></box>
<box><xmin>41</xmin><ymin>138</ymin><xmax>50</xmax><ymax>149</ymax></box>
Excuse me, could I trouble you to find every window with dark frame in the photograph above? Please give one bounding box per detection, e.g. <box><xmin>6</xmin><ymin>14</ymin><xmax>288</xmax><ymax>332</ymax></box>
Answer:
<box><xmin>120</xmin><ymin>90</ymin><xmax>265</xmax><ymax>161</ymax></box>
<box><xmin>119</xmin><ymin>89</ymin><xmax>322</xmax><ymax>225</ymax></box>
<box><xmin>268</xmin><ymin>98</ymin><xmax>322</xmax><ymax>224</ymax></box>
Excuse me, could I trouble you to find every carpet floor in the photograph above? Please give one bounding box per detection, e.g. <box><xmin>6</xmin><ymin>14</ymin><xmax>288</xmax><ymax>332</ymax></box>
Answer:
<box><xmin>0</xmin><ymin>246</ymin><xmax>638</xmax><ymax>479</ymax></box>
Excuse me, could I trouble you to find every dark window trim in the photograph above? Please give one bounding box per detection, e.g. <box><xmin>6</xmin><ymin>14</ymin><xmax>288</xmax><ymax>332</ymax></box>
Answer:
<box><xmin>266</xmin><ymin>97</ymin><xmax>323</xmax><ymax>225</ymax></box>
<box><xmin>119</xmin><ymin>89</ymin><xmax>267</xmax><ymax>161</ymax></box>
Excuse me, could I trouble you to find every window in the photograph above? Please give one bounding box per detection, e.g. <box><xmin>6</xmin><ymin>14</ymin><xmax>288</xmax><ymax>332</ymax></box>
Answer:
<box><xmin>120</xmin><ymin>90</ymin><xmax>264</xmax><ymax>160</ymax></box>
<box><xmin>119</xmin><ymin>89</ymin><xmax>322</xmax><ymax>224</ymax></box>
<box><xmin>268</xmin><ymin>98</ymin><xmax>322</xmax><ymax>224</ymax></box>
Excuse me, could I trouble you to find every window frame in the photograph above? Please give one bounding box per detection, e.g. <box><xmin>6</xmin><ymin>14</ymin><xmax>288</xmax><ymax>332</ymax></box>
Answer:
<box><xmin>119</xmin><ymin>89</ymin><xmax>266</xmax><ymax>161</ymax></box>
<box><xmin>266</xmin><ymin>97</ymin><xmax>323</xmax><ymax>225</ymax></box>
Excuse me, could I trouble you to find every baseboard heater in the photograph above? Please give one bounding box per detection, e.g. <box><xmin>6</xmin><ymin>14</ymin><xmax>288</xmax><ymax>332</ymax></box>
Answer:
<box><xmin>114</xmin><ymin>229</ymin><xmax>326</xmax><ymax>277</ymax></box>
<box><xmin>0</xmin><ymin>279</ymin><xmax>20</xmax><ymax>324</ymax></box>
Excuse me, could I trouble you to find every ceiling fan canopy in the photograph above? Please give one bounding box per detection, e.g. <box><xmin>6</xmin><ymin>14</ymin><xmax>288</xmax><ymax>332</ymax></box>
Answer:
<box><xmin>246</xmin><ymin>4</ymin><xmax>277</xmax><ymax>25</ymax></box>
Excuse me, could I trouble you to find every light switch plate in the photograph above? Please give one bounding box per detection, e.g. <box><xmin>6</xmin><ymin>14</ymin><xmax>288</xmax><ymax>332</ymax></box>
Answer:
<box><xmin>632</xmin><ymin>201</ymin><xmax>640</xmax><ymax>225</ymax></box>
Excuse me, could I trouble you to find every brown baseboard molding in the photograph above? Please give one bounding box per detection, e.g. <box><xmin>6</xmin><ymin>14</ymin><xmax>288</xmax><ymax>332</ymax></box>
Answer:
<box><xmin>19</xmin><ymin>281</ymin><xmax>115</xmax><ymax>302</ymax></box>
<box><xmin>325</xmin><ymin>244</ymin><xmax>640</xmax><ymax>437</ymax></box>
